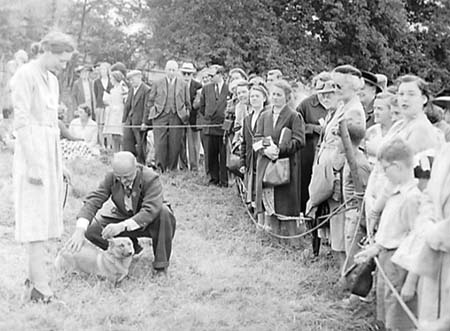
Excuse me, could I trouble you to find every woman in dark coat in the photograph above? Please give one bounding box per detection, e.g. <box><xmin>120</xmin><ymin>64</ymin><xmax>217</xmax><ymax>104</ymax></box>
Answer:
<box><xmin>239</xmin><ymin>83</ymin><xmax>269</xmax><ymax>216</ymax></box>
<box><xmin>296</xmin><ymin>76</ymin><xmax>335</xmax><ymax>212</ymax></box>
<box><xmin>254</xmin><ymin>80</ymin><xmax>305</xmax><ymax>233</ymax></box>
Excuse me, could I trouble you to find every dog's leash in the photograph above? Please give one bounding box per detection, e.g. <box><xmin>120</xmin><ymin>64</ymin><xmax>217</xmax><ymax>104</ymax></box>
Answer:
<box><xmin>62</xmin><ymin>179</ymin><xmax>70</xmax><ymax>209</ymax></box>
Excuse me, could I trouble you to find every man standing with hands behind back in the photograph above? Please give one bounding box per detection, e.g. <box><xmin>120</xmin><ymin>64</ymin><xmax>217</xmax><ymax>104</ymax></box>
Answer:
<box><xmin>66</xmin><ymin>151</ymin><xmax>176</xmax><ymax>274</ymax></box>
<box><xmin>148</xmin><ymin>60</ymin><xmax>191</xmax><ymax>172</ymax></box>
<box><xmin>122</xmin><ymin>70</ymin><xmax>151</xmax><ymax>164</ymax></box>
<box><xmin>199</xmin><ymin>65</ymin><xmax>229</xmax><ymax>187</ymax></box>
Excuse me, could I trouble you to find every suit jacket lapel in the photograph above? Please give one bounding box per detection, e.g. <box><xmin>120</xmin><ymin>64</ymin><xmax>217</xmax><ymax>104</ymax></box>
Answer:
<box><xmin>131</xmin><ymin>167</ymin><xmax>143</xmax><ymax>212</ymax></box>
<box><xmin>133</xmin><ymin>84</ymin><xmax>144</xmax><ymax>107</ymax></box>
<box><xmin>112</xmin><ymin>180</ymin><xmax>126</xmax><ymax>212</ymax></box>
<box><xmin>274</xmin><ymin>105</ymin><xmax>289</xmax><ymax>134</ymax></box>
<box><xmin>218</xmin><ymin>83</ymin><xmax>228</xmax><ymax>103</ymax></box>
<box><xmin>265</xmin><ymin>108</ymin><xmax>274</xmax><ymax>137</ymax></box>
<box><xmin>246</xmin><ymin>113</ymin><xmax>254</xmax><ymax>136</ymax></box>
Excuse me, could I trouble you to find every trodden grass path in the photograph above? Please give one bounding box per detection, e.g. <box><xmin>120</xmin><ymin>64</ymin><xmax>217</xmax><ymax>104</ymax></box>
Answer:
<box><xmin>0</xmin><ymin>152</ymin><xmax>374</xmax><ymax>330</ymax></box>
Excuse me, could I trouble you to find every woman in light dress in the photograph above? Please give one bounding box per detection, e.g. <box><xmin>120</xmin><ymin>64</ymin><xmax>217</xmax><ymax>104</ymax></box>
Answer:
<box><xmin>103</xmin><ymin>70</ymin><xmax>128</xmax><ymax>152</ymax></box>
<box><xmin>10</xmin><ymin>31</ymin><xmax>75</xmax><ymax>302</ymax></box>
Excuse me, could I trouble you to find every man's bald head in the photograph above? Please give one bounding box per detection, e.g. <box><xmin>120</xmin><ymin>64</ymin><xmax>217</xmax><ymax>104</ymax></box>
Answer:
<box><xmin>112</xmin><ymin>152</ymin><xmax>137</xmax><ymax>178</ymax></box>
<box><xmin>165</xmin><ymin>60</ymin><xmax>178</xmax><ymax>80</ymax></box>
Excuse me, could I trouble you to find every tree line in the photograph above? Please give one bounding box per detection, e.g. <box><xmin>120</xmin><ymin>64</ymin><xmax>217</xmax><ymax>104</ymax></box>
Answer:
<box><xmin>1</xmin><ymin>0</ymin><xmax>449</xmax><ymax>90</ymax></box>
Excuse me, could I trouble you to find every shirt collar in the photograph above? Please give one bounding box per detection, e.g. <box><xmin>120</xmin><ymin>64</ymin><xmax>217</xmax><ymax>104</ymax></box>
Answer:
<box><xmin>311</xmin><ymin>94</ymin><xmax>321</xmax><ymax>107</ymax></box>
<box><xmin>394</xmin><ymin>179</ymin><xmax>418</xmax><ymax>195</ymax></box>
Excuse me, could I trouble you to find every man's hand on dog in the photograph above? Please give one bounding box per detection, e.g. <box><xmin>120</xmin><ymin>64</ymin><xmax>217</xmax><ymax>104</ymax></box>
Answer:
<box><xmin>102</xmin><ymin>223</ymin><xmax>126</xmax><ymax>239</ymax></box>
<box><xmin>65</xmin><ymin>228</ymin><xmax>86</xmax><ymax>253</ymax></box>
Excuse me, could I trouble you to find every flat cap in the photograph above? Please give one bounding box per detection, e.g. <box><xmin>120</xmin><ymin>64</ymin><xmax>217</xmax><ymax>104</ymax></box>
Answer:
<box><xmin>126</xmin><ymin>69</ymin><xmax>142</xmax><ymax>79</ymax></box>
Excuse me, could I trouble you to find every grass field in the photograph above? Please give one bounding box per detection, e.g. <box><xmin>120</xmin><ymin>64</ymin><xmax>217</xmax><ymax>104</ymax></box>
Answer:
<box><xmin>0</xmin><ymin>150</ymin><xmax>374</xmax><ymax>331</ymax></box>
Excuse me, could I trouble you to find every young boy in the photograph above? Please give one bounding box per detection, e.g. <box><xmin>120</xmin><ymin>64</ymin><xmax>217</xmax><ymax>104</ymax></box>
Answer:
<box><xmin>355</xmin><ymin>137</ymin><xmax>421</xmax><ymax>331</ymax></box>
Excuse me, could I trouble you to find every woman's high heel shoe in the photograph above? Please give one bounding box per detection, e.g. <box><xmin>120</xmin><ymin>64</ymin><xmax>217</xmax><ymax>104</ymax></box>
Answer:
<box><xmin>24</xmin><ymin>279</ymin><xmax>53</xmax><ymax>304</ymax></box>
<box><xmin>30</xmin><ymin>287</ymin><xmax>53</xmax><ymax>304</ymax></box>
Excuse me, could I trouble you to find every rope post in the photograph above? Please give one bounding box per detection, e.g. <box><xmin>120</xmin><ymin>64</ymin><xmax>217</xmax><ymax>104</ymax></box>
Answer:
<box><xmin>338</xmin><ymin>119</ymin><xmax>363</xmax><ymax>194</ymax></box>
<box><xmin>339</xmin><ymin>118</ymin><xmax>364</xmax><ymax>275</ymax></box>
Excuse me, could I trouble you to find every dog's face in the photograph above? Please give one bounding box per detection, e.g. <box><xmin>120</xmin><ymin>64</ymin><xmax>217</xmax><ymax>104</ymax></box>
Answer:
<box><xmin>107</xmin><ymin>237</ymin><xmax>135</xmax><ymax>259</ymax></box>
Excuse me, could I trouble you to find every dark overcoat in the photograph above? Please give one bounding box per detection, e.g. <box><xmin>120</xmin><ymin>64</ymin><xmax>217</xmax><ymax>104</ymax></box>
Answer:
<box><xmin>255</xmin><ymin>105</ymin><xmax>305</xmax><ymax>216</ymax></box>
<box><xmin>296</xmin><ymin>94</ymin><xmax>327</xmax><ymax>212</ymax></box>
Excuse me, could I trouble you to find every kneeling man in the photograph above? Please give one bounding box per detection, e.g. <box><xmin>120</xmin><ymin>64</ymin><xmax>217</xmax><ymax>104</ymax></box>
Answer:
<box><xmin>66</xmin><ymin>151</ymin><xmax>176</xmax><ymax>273</ymax></box>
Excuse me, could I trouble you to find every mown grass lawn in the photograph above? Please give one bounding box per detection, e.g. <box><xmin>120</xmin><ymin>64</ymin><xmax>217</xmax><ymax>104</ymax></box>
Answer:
<box><xmin>0</xmin><ymin>150</ymin><xmax>374</xmax><ymax>331</ymax></box>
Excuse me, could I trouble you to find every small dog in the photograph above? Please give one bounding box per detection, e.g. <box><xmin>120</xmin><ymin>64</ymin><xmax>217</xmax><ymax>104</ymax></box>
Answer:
<box><xmin>55</xmin><ymin>237</ymin><xmax>135</xmax><ymax>284</ymax></box>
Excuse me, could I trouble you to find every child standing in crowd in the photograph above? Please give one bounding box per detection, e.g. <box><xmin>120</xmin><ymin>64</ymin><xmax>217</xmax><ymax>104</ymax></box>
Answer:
<box><xmin>355</xmin><ymin>138</ymin><xmax>421</xmax><ymax>331</ymax></box>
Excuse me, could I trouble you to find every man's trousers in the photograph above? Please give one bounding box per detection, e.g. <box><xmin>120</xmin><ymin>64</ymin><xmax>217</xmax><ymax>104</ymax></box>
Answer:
<box><xmin>85</xmin><ymin>204</ymin><xmax>176</xmax><ymax>269</ymax></box>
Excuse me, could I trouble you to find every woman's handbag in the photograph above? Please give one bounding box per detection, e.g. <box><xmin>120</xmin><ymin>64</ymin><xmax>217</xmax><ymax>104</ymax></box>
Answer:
<box><xmin>262</xmin><ymin>158</ymin><xmax>290</xmax><ymax>187</ymax></box>
<box><xmin>226</xmin><ymin>138</ymin><xmax>243</xmax><ymax>177</ymax></box>
<box><xmin>308</xmin><ymin>161</ymin><xmax>335</xmax><ymax>208</ymax></box>
<box><xmin>344</xmin><ymin>258</ymin><xmax>376</xmax><ymax>297</ymax></box>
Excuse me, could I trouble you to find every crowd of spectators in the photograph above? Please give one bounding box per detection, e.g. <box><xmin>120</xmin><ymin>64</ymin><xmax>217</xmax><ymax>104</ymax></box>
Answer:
<box><xmin>2</xmin><ymin>47</ymin><xmax>450</xmax><ymax>329</ymax></box>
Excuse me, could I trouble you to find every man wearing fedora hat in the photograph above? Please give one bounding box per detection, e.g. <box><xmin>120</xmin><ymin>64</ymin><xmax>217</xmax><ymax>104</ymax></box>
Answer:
<box><xmin>359</xmin><ymin>70</ymin><xmax>382</xmax><ymax>128</ymax></box>
<box><xmin>71</xmin><ymin>64</ymin><xmax>95</xmax><ymax>123</ymax></box>
<box><xmin>122</xmin><ymin>69</ymin><xmax>151</xmax><ymax>164</ymax></box>
<box><xmin>147</xmin><ymin>60</ymin><xmax>191</xmax><ymax>172</ymax></box>
<box><xmin>180</xmin><ymin>62</ymin><xmax>203</xmax><ymax>171</ymax></box>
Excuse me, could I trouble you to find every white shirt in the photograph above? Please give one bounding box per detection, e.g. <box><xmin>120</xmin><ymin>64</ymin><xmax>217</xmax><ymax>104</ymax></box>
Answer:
<box><xmin>217</xmin><ymin>80</ymin><xmax>224</xmax><ymax>95</ymax></box>
<box><xmin>133</xmin><ymin>83</ymin><xmax>142</xmax><ymax>96</ymax></box>
<box><xmin>69</xmin><ymin>117</ymin><xmax>98</xmax><ymax>147</ymax></box>
<box><xmin>375</xmin><ymin>180</ymin><xmax>422</xmax><ymax>249</ymax></box>
<box><xmin>101</xmin><ymin>77</ymin><xmax>108</xmax><ymax>90</ymax></box>
<box><xmin>272</xmin><ymin>107</ymin><xmax>282</xmax><ymax>128</ymax></box>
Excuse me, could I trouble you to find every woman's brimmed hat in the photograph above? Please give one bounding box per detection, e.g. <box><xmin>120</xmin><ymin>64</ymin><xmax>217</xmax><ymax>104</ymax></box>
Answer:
<box><xmin>250</xmin><ymin>82</ymin><xmax>269</xmax><ymax>100</ymax></box>
<box><xmin>229</xmin><ymin>67</ymin><xmax>248</xmax><ymax>80</ymax></box>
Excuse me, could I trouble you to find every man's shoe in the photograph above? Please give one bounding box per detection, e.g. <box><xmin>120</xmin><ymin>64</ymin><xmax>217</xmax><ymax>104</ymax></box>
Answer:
<box><xmin>133</xmin><ymin>244</ymin><xmax>145</xmax><ymax>259</ymax></box>
<box><xmin>207</xmin><ymin>179</ymin><xmax>219</xmax><ymax>186</ymax></box>
<box><xmin>153</xmin><ymin>267</ymin><xmax>167</xmax><ymax>278</ymax></box>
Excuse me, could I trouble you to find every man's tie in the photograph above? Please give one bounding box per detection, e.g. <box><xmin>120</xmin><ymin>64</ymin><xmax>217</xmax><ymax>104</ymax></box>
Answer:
<box><xmin>215</xmin><ymin>84</ymin><xmax>219</xmax><ymax>99</ymax></box>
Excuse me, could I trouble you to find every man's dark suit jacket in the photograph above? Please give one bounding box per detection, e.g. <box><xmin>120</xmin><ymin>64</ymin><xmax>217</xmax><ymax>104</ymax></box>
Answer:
<box><xmin>77</xmin><ymin>164</ymin><xmax>163</xmax><ymax>229</ymax></box>
<box><xmin>147</xmin><ymin>77</ymin><xmax>191</xmax><ymax>124</ymax></box>
<box><xmin>188</xmin><ymin>79</ymin><xmax>203</xmax><ymax>128</ymax></box>
<box><xmin>122</xmin><ymin>83</ymin><xmax>151</xmax><ymax>126</ymax></box>
<box><xmin>72</xmin><ymin>78</ymin><xmax>95</xmax><ymax>111</ymax></box>
<box><xmin>199</xmin><ymin>82</ymin><xmax>229</xmax><ymax>136</ymax></box>
<box><xmin>93</xmin><ymin>78</ymin><xmax>113</xmax><ymax>109</ymax></box>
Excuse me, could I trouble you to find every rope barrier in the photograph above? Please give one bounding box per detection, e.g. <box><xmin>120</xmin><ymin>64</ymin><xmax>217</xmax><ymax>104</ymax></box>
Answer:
<box><xmin>235</xmin><ymin>177</ymin><xmax>358</xmax><ymax>240</ymax></box>
<box><xmin>374</xmin><ymin>257</ymin><xmax>420</xmax><ymax>329</ymax></box>
<box><xmin>363</xmin><ymin>206</ymin><xmax>420</xmax><ymax>329</ymax></box>
<box><xmin>236</xmin><ymin>175</ymin><xmax>419</xmax><ymax>327</ymax></box>
<box><xmin>65</xmin><ymin>123</ymin><xmax>223</xmax><ymax>129</ymax></box>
